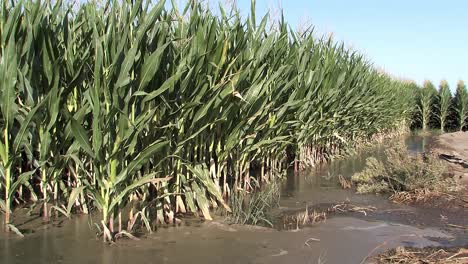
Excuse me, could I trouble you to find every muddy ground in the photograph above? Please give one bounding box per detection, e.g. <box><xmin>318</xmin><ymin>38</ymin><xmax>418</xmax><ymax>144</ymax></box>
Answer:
<box><xmin>433</xmin><ymin>131</ymin><xmax>468</xmax><ymax>185</ymax></box>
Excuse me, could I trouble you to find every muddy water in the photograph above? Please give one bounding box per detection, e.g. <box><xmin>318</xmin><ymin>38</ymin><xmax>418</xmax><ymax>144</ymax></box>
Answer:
<box><xmin>280</xmin><ymin>134</ymin><xmax>433</xmax><ymax>210</ymax></box>
<box><xmin>0</xmin><ymin>215</ymin><xmax>451</xmax><ymax>264</ymax></box>
<box><xmin>0</xmin><ymin>134</ymin><xmax>464</xmax><ymax>264</ymax></box>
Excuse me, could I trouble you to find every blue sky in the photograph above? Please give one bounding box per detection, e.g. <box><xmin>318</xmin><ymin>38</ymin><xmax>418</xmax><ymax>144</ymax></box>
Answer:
<box><xmin>231</xmin><ymin>0</ymin><xmax>467</xmax><ymax>91</ymax></box>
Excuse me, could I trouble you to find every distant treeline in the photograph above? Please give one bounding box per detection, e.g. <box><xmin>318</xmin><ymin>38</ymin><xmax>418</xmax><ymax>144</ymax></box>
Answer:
<box><xmin>411</xmin><ymin>80</ymin><xmax>468</xmax><ymax>132</ymax></box>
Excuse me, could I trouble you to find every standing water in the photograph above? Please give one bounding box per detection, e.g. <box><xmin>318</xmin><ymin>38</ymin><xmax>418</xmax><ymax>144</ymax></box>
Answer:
<box><xmin>281</xmin><ymin>134</ymin><xmax>433</xmax><ymax>209</ymax></box>
<box><xmin>0</xmin><ymin>134</ymin><xmax>462</xmax><ymax>264</ymax></box>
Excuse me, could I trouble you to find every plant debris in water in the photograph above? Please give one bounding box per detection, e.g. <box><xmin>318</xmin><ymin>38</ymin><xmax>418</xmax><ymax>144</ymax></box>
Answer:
<box><xmin>281</xmin><ymin>201</ymin><xmax>377</xmax><ymax>230</ymax></box>
<box><xmin>351</xmin><ymin>144</ymin><xmax>461</xmax><ymax>203</ymax></box>
<box><xmin>225</xmin><ymin>180</ymin><xmax>280</xmax><ymax>227</ymax></box>
<box><xmin>331</xmin><ymin>202</ymin><xmax>377</xmax><ymax>216</ymax></box>
<box><xmin>370</xmin><ymin>246</ymin><xmax>468</xmax><ymax>264</ymax></box>
<box><xmin>282</xmin><ymin>206</ymin><xmax>328</xmax><ymax>230</ymax></box>
<box><xmin>339</xmin><ymin>175</ymin><xmax>352</xmax><ymax>189</ymax></box>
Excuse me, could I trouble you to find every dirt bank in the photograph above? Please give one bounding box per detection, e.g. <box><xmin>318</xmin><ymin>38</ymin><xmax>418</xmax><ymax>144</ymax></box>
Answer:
<box><xmin>433</xmin><ymin>131</ymin><xmax>468</xmax><ymax>185</ymax></box>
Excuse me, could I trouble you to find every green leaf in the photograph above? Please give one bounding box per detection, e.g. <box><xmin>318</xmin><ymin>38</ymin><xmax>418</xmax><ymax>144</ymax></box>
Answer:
<box><xmin>109</xmin><ymin>175</ymin><xmax>171</xmax><ymax>212</ymax></box>
<box><xmin>115</xmin><ymin>45</ymin><xmax>138</xmax><ymax>89</ymax></box>
<box><xmin>0</xmin><ymin>141</ymin><xmax>6</xmax><ymax>163</ymax></box>
<box><xmin>9</xmin><ymin>170</ymin><xmax>37</xmax><ymax>200</ymax></box>
<box><xmin>186</xmin><ymin>164</ymin><xmax>231</xmax><ymax>212</ymax></box>
<box><xmin>70</xmin><ymin>118</ymin><xmax>95</xmax><ymax>158</ymax></box>
<box><xmin>141</xmin><ymin>70</ymin><xmax>185</xmax><ymax>103</ymax></box>
<box><xmin>115</xmin><ymin>140</ymin><xmax>169</xmax><ymax>185</ymax></box>
<box><xmin>50</xmin><ymin>205</ymin><xmax>70</xmax><ymax>218</ymax></box>
<box><xmin>138</xmin><ymin>42</ymin><xmax>170</xmax><ymax>90</ymax></box>
<box><xmin>66</xmin><ymin>186</ymin><xmax>86</xmax><ymax>217</ymax></box>
<box><xmin>1</xmin><ymin>36</ymin><xmax>18</xmax><ymax>130</ymax></box>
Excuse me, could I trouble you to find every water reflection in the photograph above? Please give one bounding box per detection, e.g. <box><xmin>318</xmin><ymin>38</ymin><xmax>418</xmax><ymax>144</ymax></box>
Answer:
<box><xmin>281</xmin><ymin>134</ymin><xmax>434</xmax><ymax>206</ymax></box>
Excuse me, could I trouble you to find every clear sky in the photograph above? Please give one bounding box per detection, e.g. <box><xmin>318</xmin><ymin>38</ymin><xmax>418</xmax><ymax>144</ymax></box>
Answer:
<box><xmin>232</xmin><ymin>0</ymin><xmax>468</xmax><ymax>92</ymax></box>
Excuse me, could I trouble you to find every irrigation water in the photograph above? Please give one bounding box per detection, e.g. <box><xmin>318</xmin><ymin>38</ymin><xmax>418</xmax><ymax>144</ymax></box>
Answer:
<box><xmin>1</xmin><ymin>134</ymin><xmax>465</xmax><ymax>264</ymax></box>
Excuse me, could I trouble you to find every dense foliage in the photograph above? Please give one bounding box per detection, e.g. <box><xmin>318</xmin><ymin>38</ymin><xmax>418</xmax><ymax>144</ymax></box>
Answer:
<box><xmin>1</xmin><ymin>0</ymin><xmax>417</xmax><ymax>240</ymax></box>
<box><xmin>413</xmin><ymin>79</ymin><xmax>468</xmax><ymax>132</ymax></box>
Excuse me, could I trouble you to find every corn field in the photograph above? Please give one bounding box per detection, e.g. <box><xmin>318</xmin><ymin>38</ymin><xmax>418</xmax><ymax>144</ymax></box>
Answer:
<box><xmin>1</xmin><ymin>0</ymin><xmax>416</xmax><ymax>241</ymax></box>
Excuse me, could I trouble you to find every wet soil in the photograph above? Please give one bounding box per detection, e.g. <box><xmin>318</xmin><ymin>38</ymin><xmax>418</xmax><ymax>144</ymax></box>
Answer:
<box><xmin>433</xmin><ymin>131</ymin><xmax>468</xmax><ymax>185</ymax></box>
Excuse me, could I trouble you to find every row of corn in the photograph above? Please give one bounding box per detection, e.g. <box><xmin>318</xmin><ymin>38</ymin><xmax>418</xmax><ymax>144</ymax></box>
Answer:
<box><xmin>0</xmin><ymin>0</ymin><xmax>415</xmax><ymax>241</ymax></box>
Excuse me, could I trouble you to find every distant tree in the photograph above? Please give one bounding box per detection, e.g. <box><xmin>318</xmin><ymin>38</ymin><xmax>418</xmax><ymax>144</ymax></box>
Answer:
<box><xmin>453</xmin><ymin>80</ymin><xmax>468</xmax><ymax>131</ymax></box>
<box><xmin>437</xmin><ymin>80</ymin><xmax>452</xmax><ymax>132</ymax></box>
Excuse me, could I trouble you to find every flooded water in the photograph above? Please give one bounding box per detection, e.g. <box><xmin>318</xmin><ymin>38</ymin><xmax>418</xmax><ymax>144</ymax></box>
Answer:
<box><xmin>1</xmin><ymin>134</ymin><xmax>465</xmax><ymax>264</ymax></box>
<box><xmin>280</xmin><ymin>134</ymin><xmax>432</xmax><ymax>210</ymax></box>
<box><xmin>0</xmin><ymin>215</ymin><xmax>452</xmax><ymax>264</ymax></box>
<box><xmin>405</xmin><ymin>132</ymin><xmax>436</xmax><ymax>154</ymax></box>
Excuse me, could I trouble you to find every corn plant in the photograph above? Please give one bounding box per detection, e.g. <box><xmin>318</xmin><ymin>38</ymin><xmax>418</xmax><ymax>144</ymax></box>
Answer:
<box><xmin>437</xmin><ymin>80</ymin><xmax>451</xmax><ymax>132</ymax></box>
<box><xmin>453</xmin><ymin>80</ymin><xmax>468</xmax><ymax>131</ymax></box>
<box><xmin>68</xmin><ymin>1</ymin><xmax>179</xmax><ymax>242</ymax></box>
<box><xmin>0</xmin><ymin>1</ymin><xmax>58</xmax><ymax>232</ymax></box>
<box><xmin>418</xmin><ymin>81</ymin><xmax>436</xmax><ymax>131</ymax></box>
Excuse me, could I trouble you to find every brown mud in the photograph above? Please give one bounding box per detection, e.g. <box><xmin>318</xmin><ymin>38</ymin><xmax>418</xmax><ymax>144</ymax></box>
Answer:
<box><xmin>433</xmin><ymin>131</ymin><xmax>468</xmax><ymax>185</ymax></box>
